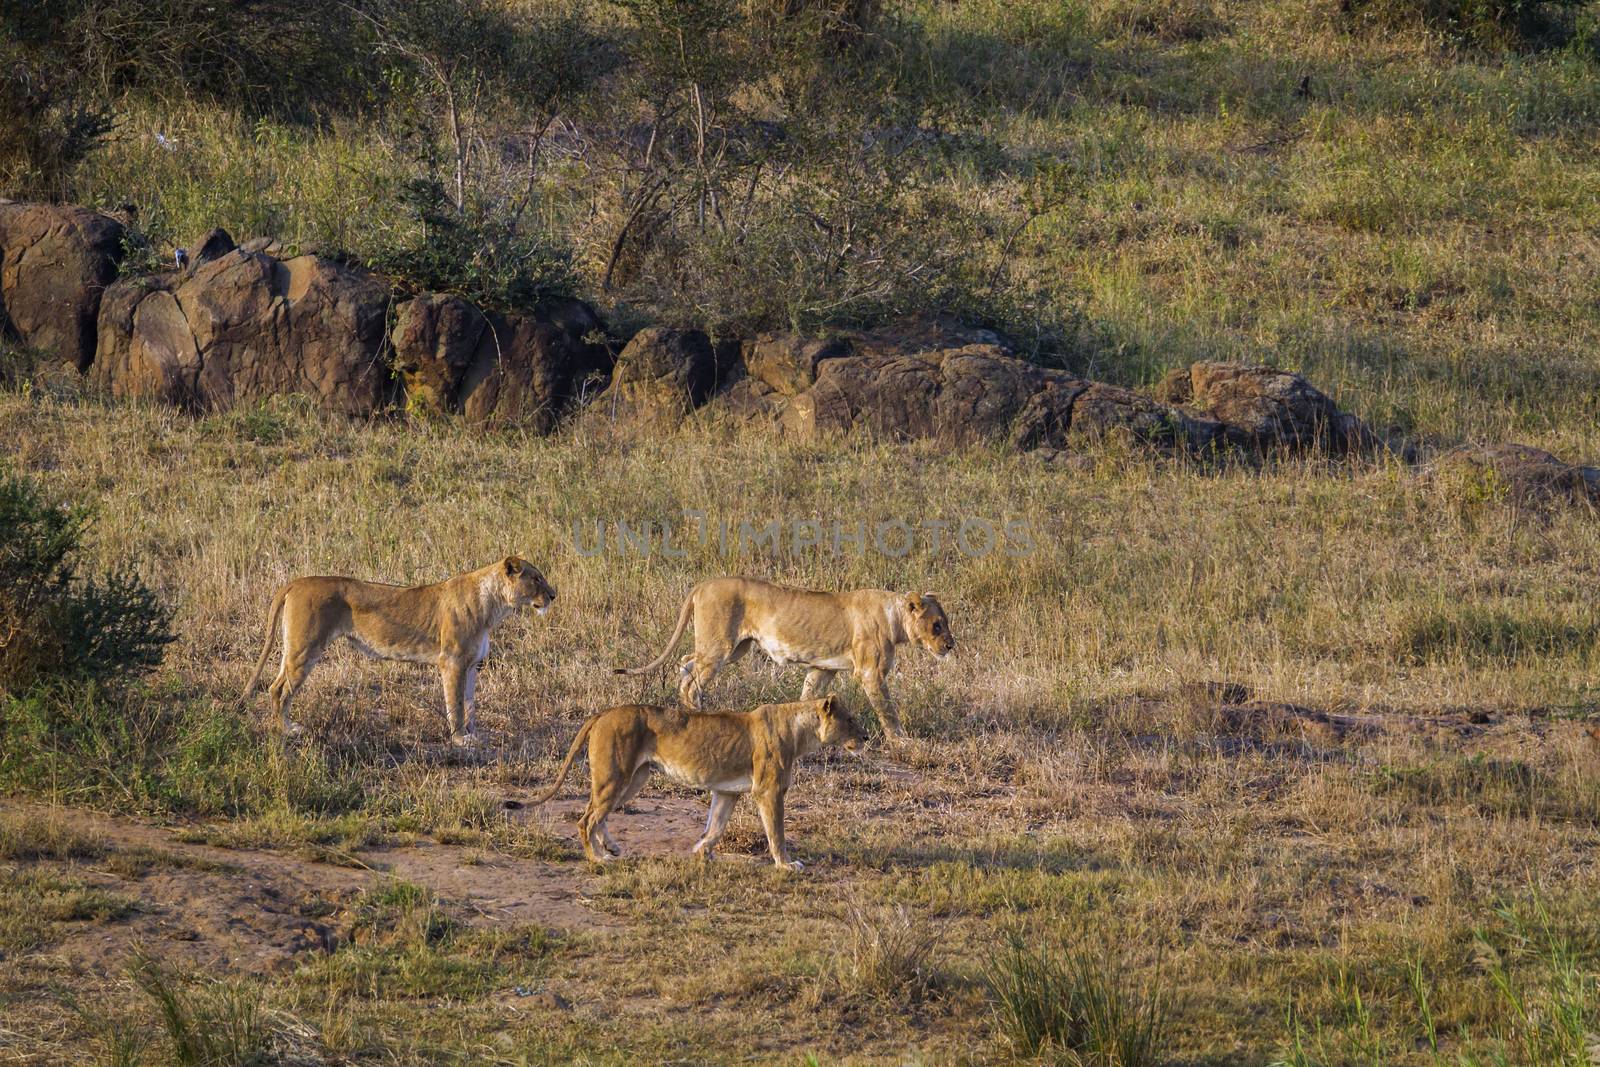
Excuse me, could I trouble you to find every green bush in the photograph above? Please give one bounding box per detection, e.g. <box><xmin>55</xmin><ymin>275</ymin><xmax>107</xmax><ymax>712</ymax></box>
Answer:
<box><xmin>1343</xmin><ymin>0</ymin><xmax>1594</xmax><ymax>49</ymax></box>
<box><xmin>369</xmin><ymin>178</ymin><xmax>579</xmax><ymax>313</ymax></box>
<box><xmin>0</xmin><ymin>37</ymin><xmax>114</xmax><ymax>200</ymax></box>
<box><xmin>7</xmin><ymin>0</ymin><xmax>381</xmax><ymax>113</ymax></box>
<box><xmin>0</xmin><ymin>468</ymin><xmax>174</xmax><ymax>692</ymax></box>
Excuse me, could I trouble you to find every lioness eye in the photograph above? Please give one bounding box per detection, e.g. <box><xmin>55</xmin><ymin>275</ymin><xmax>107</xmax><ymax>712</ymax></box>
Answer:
<box><xmin>932</xmin><ymin>622</ymin><xmax>942</xmax><ymax>635</ymax></box>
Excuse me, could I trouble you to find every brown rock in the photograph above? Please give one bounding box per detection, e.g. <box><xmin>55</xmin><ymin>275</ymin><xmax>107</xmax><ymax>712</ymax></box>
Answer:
<box><xmin>193</xmin><ymin>227</ymin><xmax>237</xmax><ymax>267</ymax></box>
<box><xmin>92</xmin><ymin>248</ymin><xmax>392</xmax><ymax>415</ymax></box>
<box><xmin>1430</xmin><ymin>443</ymin><xmax>1600</xmax><ymax>507</ymax></box>
<box><xmin>391</xmin><ymin>294</ymin><xmax>608</xmax><ymax>430</ymax></box>
<box><xmin>742</xmin><ymin>322</ymin><xmax>1205</xmax><ymax>454</ymax></box>
<box><xmin>596</xmin><ymin>326</ymin><xmax>720</xmax><ymax>430</ymax></box>
<box><xmin>741</xmin><ymin>332</ymin><xmax>847</xmax><ymax>395</ymax></box>
<box><xmin>0</xmin><ymin>202</ymin><xmax>126</xmax><ymax>370</ymax></box>
<box><xmin>1156</xmin><ymin>360</ymin><xmax>1377</xmax><ymax>453</ymax></box>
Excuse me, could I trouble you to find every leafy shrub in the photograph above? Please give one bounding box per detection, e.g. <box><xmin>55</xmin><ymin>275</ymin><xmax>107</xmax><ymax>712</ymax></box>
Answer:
<box><xmin>983</xmin><ymin>932</ymin><xmax>1168</xmax><ymax>1066</ymax></box>
<box><xmin>0</xmin><ymin>468</ymin><xmax>174</xmax><ymax>691</ymax></box>
<box><xmin>0</xmin><ymin>37</ymin><xmax>114</xmax><ymax>200</ymax></box>
<box><xmin>369</xmin><ymin>178</ymin><xmax>578</xmax><ymax>312</ymax></box>
<box><xmin>15</xmin><ymin>0</ymin><xmax>381</xmax><ymax>113</ymax></box>
<box><xmin>1342</xmin><ymin>0</ymin><xmax>1594</xmax><ymax>49</ymax></box>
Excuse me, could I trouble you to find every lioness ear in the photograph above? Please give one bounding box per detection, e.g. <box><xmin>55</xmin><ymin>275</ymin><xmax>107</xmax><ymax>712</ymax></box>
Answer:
<box><xmin>504</xmin><ymin>556</ymin><xmax>521</xmax><ymax>576</ymax></box>
<box><xmin>904</xmin><ymin>592</ymin><xmax>922</xmax><ymax>614</ymax></box>
<box><xmin>821</xmin><ymin>694</ymin><xmax>837</xmax><ymax>716</ymax></box>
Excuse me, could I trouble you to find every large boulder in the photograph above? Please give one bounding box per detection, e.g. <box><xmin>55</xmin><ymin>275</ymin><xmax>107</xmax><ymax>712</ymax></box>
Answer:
<box><xmin>724</xmin><ymin>322</ymin><xmax>1209</xmax><ymax>452</ymax></box>
<box><xmin>1427</xmin><ymin>443</ymin><xmax>1600</xmax><ymax>507</ymax></box>
<box><xmin>594</xmin><ymin>326</ymin><xmax>724</xmax><ymax>431</ymax></box>
<box><xmin>1153</xmin><ymin>361</ymin><xmax>1377</xmax><ymax>454</ymax></box>
<box><xmin>0</xmin><ymin>202</ymin><xmax>126</xmax><ymax>370</ymax></box>
<box><xmin>92</xmin><ymin>248</ymin><xmax>393</xmax><ymax>415</ymax></box>
<box><xmin>390</xmin><ymin>293</ymin><xmax>609</xmax><ymax>430</ymax></box>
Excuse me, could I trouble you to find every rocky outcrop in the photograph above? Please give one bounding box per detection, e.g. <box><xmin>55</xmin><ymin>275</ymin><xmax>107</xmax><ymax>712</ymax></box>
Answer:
<box><xmin>390</xmin><ymin>293</ymin><xmax>609</xmax><ymax>430</ymax></box>
<box><xmin>594</xmin><ymin>326</ymin><xmax>727</xmax><ymax>431</ymax></box>
<box><xmin>0</xmin><ymin>204</ymin><xmax>1512</xmax><ymax>472</ymax></box>
<box><xmin>0</xmin><ymin>202</ymin><xmax>125</xmax><ymax>370</ymax></box>
<box><xmin>92</xmin><ymin>248</ymin><xmax>392</xmax><ymax>415</ymax></box>
<box><xmin>192</xmin><ymin>227</ymin><xmax>237</xmax><ymax>268</ymax></box>
<box><xmin>1427</xmin><ymin>443</ymin><xmax>1600</xmax><ymax>507</ymax></box>
<box><xmin>721</xmin><ymin>323</ymin><xmax>1215</xmax><ymax>453</ymax></box>
<box><xmin>1153</xmin><ymin>361</ymin><xmax>1378</xmax><ymax>454</ymax></box>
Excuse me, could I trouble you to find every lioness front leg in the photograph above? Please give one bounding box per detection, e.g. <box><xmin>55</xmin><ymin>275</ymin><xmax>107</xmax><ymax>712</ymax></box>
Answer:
<box><xmin>857</xmin><ymin>666</ymin><xmax>903</xmax><ymax>740</ymax></box>
<box><xmin>438</xmin><ymin>657</ymin><xmax>477</xmax><ymax>745</ymax></box>
<box><xmin>754</xmin><ymin>786</ymin><xmax>800</xmax><ymax>871</ymax></box>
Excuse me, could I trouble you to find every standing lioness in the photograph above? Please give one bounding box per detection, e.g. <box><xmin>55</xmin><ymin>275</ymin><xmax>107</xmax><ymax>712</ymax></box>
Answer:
<box><xmin>242</xmin><ymin>556</ymin><xmax>555</xmax><ymax>744</ymax></box>
<box><xmin>614</xmin><ymin>577</ymin><xmax>954</xmax><ymax>738</ymax></box>
<box><xmin>534</xmin><ymin>695</ymin><xmax>867</xmax><ymax>869</ymax></box>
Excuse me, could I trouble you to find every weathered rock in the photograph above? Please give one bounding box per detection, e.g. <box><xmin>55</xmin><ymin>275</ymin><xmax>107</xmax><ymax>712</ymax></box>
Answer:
<box><xmin>237</xmin><ymin>236</ymin><xmax>287</xmax><ymax>257</ymax></box>
<box><xmin>723</xmin><ymin>321</ymin><xmax>1208</xmax><ymax>453</ymax></box>
<box><xmin>0</xmin><ymin>202</ymin><xmax>125</xmax><ymax>370</ymax></box>
<box><xmin>92</xmin><ymin>249</ymin><xmax>393</xmax><ymax>414</ymax></box>
<box><xmin>193</xmin><ymin>227</ymin><xmax>237</xmax><ymax>267</ymax></box>
<box><xmin>390</xmin><ymin>293</ymin><xmax>609</xmax><ymax>430</ymax></box>
<box><xmin>1154</xmin><ymin>361</ymin><xmax>1377</xmax><ymax>453</ymax></box>
<box><xmin>596</xmin><ymin>326</ymin><xmax>722</xmax><ymax>430</ymax></box>
<box><xmin>741</xmin><ymin>332</ymin><xmax>848</xmax><ymax>395</ymax></box>
<box><xmin>1428</xmin><ymin>443</ymin><xmax>1600</xmax><ymax>507</ymax></box>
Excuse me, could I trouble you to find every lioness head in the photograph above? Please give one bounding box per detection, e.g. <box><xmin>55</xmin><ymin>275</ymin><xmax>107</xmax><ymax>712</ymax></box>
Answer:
<box><xmin>817</xmin><ymin>694</ymin><xmax>868</xmax><ymax>751</ymax></box>
<box><xmin>903</xmin><ymin>593</ymin><xmax>954</xmax><ymax>658</ymax></box>
<box><xmin>501</xmin><ymin>556</ymin><xmax>557</xmax><ymax>615</ymax></box>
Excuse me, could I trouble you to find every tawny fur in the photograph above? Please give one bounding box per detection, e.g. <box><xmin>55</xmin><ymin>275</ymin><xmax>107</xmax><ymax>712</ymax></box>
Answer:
<box><xmin>242</xmin><ymin>556</ymin><xmax>555</xmax><ymax>744</ymax></box>
<box><xmin>614</xmin><ymin>577</ymin><xmax>954</xmax><ymax>738</ymax></box>
<box><xmin>535</xmin><ymin>695</ymin><xmax>867</xmax><ymax>870</ymax></box>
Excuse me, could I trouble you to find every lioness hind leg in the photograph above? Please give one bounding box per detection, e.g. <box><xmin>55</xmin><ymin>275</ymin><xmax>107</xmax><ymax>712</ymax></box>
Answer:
<box><xmin>678</xmin><ymin>654</ymin><xmax>724</xmax><ymax>710</ymax></box>
<box><xmin>267</xmin><ymin>645</ymin><xmax>321</xmax><ymax>739</ymax></box>
<box><xmin>581</xmin><ymin>771</ymin><xmax>630</xmax><ymax>863</ymax></box>
<box><xmin>800</xmin><ymin>668</ymin><xmax>837</xmax><ymax>700</ymax></box>
<box><xmin>693</xmin><ymin>791</ymin><xmax>740</xmax><ymax>859</ymax></box>
<box><xmin>603</xmin><ymin>765</ymin><xmax>652</xmax><ymax>854</ymax></box>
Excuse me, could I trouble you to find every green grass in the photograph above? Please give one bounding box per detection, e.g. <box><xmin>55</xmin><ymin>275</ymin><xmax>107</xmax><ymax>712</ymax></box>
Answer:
<box><xmin>983</xmin><ymin>931</ymin><xmax>1168</xmax><ymax>1065</ymax></box>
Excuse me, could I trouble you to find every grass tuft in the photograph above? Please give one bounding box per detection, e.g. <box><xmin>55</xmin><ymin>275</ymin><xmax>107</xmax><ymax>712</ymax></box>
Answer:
<box><xmin>983</xmin><ymin>931</ymin><xmax>1168</xmax><ymax>1066</ymax></box>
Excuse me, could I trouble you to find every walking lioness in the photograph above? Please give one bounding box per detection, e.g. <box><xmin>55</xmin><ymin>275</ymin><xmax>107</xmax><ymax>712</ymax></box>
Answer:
<box><xmin>533</xmin><ymin>696</ymin><xmax>867</xmax><ymax>869</ymax></box>
<box><xmin>614</xmin><ymin>577</ymin><xmax>954</xmax><ymax>738</ymax></box>
<box><xmin>242</xmin><ymin>556</ymin><xmax>555</xmax><ymax>744</ymax></box>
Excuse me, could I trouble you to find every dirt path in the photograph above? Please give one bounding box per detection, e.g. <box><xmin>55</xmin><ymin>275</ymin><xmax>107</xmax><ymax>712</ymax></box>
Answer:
<box><xmin>4</xmin><ymin>792</ymin><xmax>734</xmax><ymax>978</ymax></box>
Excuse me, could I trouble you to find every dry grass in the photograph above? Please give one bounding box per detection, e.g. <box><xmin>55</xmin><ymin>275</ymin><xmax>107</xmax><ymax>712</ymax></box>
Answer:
<box><xmin>0</xmin><ymin>392</ymin><xmax>1596</xmax><ymax>1063</ymax></box>
<box><xmin>5</xmin><ymin>1</ymin><xmax>1600</xmax><ymax>1060</ymax></box>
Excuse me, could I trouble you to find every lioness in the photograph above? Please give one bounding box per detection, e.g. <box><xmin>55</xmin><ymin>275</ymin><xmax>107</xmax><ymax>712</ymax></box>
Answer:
<box><xmin>241</xmin><ymin>556</ymin><xmax>555</xmax><ymax>744</ymax></box>
<box><xmin>533</xmin><ymin>695</ymin><xmax>866</xmax><ymax>869</ymax></box>
<box><xmin>614</xmin><ymin>577</ymin><xmax>954</xmax><ymax>738</ymax></box>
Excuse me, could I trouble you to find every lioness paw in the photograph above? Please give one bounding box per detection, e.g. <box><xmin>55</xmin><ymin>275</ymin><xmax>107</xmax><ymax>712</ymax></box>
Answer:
<box><xmin>282</xmin><ymin>720</ymin><xmax>306</xmax><ymax>739</ymax></box>
<box><xmin>450</xmin><ymin>731</ymin><xmax>482</xmax><ymax>748</ymax></box>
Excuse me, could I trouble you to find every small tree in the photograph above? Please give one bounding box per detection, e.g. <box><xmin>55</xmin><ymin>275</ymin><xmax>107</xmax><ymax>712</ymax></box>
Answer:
<box><xmin>0</xmin><ymin>469</ymin><xmax>174</xmax><ymax>692</ymax></box>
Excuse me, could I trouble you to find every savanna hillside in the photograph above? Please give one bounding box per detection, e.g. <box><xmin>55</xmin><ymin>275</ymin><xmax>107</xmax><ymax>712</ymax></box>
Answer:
<box><xmin>3</xmin><ymin>1</ymin><xmax>1600</xmax><ymax>1064</ymax></box>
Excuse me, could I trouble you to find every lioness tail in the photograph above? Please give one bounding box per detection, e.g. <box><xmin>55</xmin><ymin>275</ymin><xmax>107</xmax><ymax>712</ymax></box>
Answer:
<box><xmin>530</xmin><ymin>713</ymin><xmax>602</xmax><ymax>804</ymax></box>
<box><xmin>240</xmin><ymin>585</ymin><xmax>289</xmax><ymax>702</ymax></box>
<box><xmin>613</xmin><ymin>589</ymin><xmax>695</xmax><ymax>675</ymax></box>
